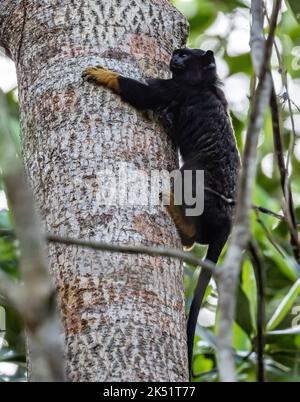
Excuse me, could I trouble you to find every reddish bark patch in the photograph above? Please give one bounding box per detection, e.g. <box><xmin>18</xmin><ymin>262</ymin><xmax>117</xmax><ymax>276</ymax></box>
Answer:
<box><xmin>133</xmin><ymin>212</ymin><xmax>169</xmax><ymax>244</ymax></box>
<box><xmin>60</xmin><ymin>274</ymin><xmax>180</xmax><ymax>336</ymax></box>
<box><xmin>130</xmin><ymin>34</ymin><xmax>170</xmax><ymax>66</ymax></box>
<box><xmin>101</xmin><ymin>48</ymin><xmax>134</xmax><ymax>62</ymax></box>
<box><xmin>35</xmin><ymin>86</ymin><xmax>77</xmax><ymax>116</ymax></box>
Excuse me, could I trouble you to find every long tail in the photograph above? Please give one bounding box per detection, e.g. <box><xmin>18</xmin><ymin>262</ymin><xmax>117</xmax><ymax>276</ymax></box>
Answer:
<box><xmin>187</xmin><ymin>244</ymin><xmax>221</xmax><ymax>378</ymax></box>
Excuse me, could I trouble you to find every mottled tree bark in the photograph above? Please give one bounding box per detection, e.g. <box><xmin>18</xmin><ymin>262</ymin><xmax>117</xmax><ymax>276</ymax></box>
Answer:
<box><xmin>0</xmin><ymin>0</ymin><xmax>189</xmax><ymax>381</ymax></box>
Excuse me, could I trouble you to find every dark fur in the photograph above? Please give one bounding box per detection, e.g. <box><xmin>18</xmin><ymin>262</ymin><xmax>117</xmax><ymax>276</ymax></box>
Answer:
<box><xmin>83</xmin><ymin>48</ymin><xmax>240</xmax><ymax>377</ymax></box>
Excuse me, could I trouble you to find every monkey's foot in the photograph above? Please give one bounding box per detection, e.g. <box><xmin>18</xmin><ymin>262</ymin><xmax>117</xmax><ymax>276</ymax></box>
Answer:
<box><xmin>160</xmin><ymin>192</ymin><xmax>196</xmax><ymax>248</ymax></box>
<box><xmin>82</xmin><ymin>66</ymin><xmax>120</xmax><ymax>92</ymax></box>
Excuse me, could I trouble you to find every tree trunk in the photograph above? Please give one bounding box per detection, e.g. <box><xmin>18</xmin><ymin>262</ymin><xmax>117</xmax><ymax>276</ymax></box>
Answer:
<box><xmin>0</xmin><ymin>0</ymin><xmax>189</xmax><ymax>381</ymax></box>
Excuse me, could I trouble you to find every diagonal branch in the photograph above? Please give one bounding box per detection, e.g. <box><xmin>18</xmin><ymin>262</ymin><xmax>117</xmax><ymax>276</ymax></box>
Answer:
<box><xmin>250</xmin><ymin>0</ymin><xmax>265</xmax><ymax>76</ymax></box>
<box><xmin>264</xmin><ymin>5</ymin><xmax>300</xmax><ymax>261</ymax></box>
<box><xmin>0</xmin><ymin>229</ymin><xmax>216</xmax><ymax>274</ymax></box>
<box><xmin>270</xmin><ymin>83</ymin><xmax>300</xmax><ymax>262</ymax></box>
<box><xmin>0</xmin><ymin>90</ymin><xmax>64</xmax><ymax>382</ymax></box>
<box><xmin>216</xmin><ymin>0</ymin><xmax>282</xmax><ymax>382</ymax></box>
<box><xmin>248</xmin><ymin>240</ymin><xmax>266</xmax><ymax>383</ymax></box>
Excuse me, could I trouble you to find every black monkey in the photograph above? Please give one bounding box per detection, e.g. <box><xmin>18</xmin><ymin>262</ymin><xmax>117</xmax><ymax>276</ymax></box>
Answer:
<box><xmin>82</xmin><ymin>48</ymin><xmax>240</xmax><ymax>377</ymax></box>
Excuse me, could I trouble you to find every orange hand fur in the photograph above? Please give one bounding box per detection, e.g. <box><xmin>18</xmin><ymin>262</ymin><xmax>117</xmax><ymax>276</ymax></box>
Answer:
<box><xmin>82</xmin><ymin>66</ymin><xmax>120</xmax><ymax>92</ymax></box>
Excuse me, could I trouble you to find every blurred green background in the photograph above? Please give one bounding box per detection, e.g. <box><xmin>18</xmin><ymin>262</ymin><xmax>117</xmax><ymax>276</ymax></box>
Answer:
<box><xmin>0</xmin><ymin>0</ymin><xmax>300</xmax><ymax>382</ymax></box>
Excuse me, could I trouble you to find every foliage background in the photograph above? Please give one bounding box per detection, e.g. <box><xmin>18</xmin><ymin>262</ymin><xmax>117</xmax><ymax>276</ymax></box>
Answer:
<box><xmin>0</xmin><ymin>0</ymin><xmax>300</xmax><ymax>381</ymax></box>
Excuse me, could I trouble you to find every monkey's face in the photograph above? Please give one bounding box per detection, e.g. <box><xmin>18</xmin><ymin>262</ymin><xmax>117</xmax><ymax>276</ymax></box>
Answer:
<box><xmin>170</xmin><ymin>48</ymin><xmax>216</xmax><ymax>82</ymax></box>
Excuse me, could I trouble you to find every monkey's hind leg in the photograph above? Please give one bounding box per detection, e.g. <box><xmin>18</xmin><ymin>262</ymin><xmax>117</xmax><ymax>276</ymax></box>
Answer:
<box><xmin>162</xmin><ymin>192</ymin><xmax>196</xmax><ymax>248</ymax></box>
<box><xmin>82</xmin><ymin>66</ymin><xmax>120</xmax><ymax>92</ymax></box>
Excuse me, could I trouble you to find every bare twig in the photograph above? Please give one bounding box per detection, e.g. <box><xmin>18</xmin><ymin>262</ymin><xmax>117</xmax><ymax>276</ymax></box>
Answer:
<box><xmin>248</xmin><ymin>240</ymin><xmax>265</xmax><ymax>383</ymax></box>
<box><xmin>264</xmin><ymin>6</ymin><xmax>300</xmax><ymax>261</ymax></box>
<box><xmin>0</xmin><ymin>90</ymin><xmax>64</xmax><ymax>382</ymax></box>
<box><xmin>0</xmin><ymin>229</ymin><xmax>216</xmax><ymax>274</ymax></box>
<box><xmin>265</xmin><ymin>7</ymin><xmax>297</xmax><ymax>169</ymax></box>
<box><xmin>270</xmin><ymin>82</ymin><xmax>300</xmax><ymax>262</ymax></box>
<box><xmin>205</xmin><ymin>185</ymin><xmax>287</xmax><ymax>221</ymax></box>
<box><xmin>253</xmin><ymin>205</ymin><xmax>285</xmax><ymax>221</ymax></box>
<box><xmin>254</xmin><ymin>209</ymin><xmax>285</xmax><ymax>257</ymax></box>
<box><xmin>250</xmin><ymin>0</ymin><xmax>265</xmax><ymax>76</ymax></box>
<box><xmin>216</xmin><ymin>0</ymin><xmax>281</xmax><ymax>382</ymax></box>
<box><xmin>47</xmin><ymin>234</ymin><xmax>216</xmax><ymax>272</ymax></box>
<box><xmin>290</xmin><ymin>98</ymin><xmax>300</xmax><ymax>114</ymax></box>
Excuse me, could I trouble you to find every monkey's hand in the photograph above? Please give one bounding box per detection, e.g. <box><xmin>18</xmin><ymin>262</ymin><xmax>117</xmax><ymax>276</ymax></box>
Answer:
<box><xmin>82</xmin><ymin>66</ymin><xmax>120</xmax><ymax>92</ymax></box>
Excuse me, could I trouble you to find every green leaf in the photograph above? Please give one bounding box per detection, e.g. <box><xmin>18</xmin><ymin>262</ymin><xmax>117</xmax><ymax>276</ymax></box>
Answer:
<box><xmin>235</xmin><ymin>284</ymin><xmax>254</xmax><ymax>336</ymax></box>
<box><xmin>267</xmin><ymin>279</ymin><xmax>300</xmax><ymax>331</ymax></box>
<box><xmin>241</xmin><ymin>259</ymin><xmax>257</xmax><ymax>332</ymax></box>
<box><xmin>232</xmin><ymin>321</ymin><xmax>252</xmax><ymax>351</ymax></box>
<box><xmin>193</xmin><ymin>354</ymin><xmax>213</xmax><ymax>374</ymax></box>
<box><xmin>191</xmin><ymin>243</ymin><xmax>209</xmax><ymax>260</ymax></box>
<box><xmin>287</xmin><ymin>0</ymin><xmax>300</xmax><ymax>24</ymax></box>
<box><xmin>265</xmin><ymin>249</ymin><xmax>299</xmax><ymax>282</ymax></box>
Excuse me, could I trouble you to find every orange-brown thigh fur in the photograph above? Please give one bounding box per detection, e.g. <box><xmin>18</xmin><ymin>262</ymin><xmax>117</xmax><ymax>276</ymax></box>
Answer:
<box><xmin>163</xmin><ymin>192</ymin><xmax>196</xmax><ymax>248</ymax></box>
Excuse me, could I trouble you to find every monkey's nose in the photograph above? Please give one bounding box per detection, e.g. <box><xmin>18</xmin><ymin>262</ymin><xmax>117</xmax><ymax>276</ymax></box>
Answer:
<box><xmin>171</xmin><ymin>56</ymin><xmax>184</xmax><ymax>68</ymax></box>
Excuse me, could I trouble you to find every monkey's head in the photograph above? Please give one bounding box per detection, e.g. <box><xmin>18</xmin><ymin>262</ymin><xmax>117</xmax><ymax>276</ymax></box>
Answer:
<box><xmin>170</xmin><ymin>48</ymin><xmax>217</xmax><ymax>84</ymax></box>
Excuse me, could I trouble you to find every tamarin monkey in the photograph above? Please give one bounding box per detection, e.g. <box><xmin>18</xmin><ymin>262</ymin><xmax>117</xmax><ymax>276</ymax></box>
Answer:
<box><xmin>82</xmin><ymin>48</ymin><xmax>240</xmax><ymax>377</ymax></box>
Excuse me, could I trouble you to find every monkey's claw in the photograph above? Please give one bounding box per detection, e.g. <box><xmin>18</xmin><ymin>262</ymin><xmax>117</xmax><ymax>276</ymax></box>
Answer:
<box><xmin>82</xmin><ymin>66</ymin><xmax>104</xmax><ymax>80</ymax></box>
<box><xmin>82</xmin><ymin>65</ymin><xmax>120</xmax><ymax>92</ymax></box>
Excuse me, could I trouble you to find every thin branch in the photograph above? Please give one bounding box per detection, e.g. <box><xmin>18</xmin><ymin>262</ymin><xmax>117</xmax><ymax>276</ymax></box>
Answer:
<box><xmin>250</xmin><ymin>0</ymin><xmax>265</xmax><ymax>76</ymax></box>
<box><xmin>216</xmin><ymin>0</ymin><xmax>281</xmax><ymax>383</ymax></box>
<box><xmin>0</xmin><ymin>229</ymin><xmax>216</xmax><ymax>274</ymax></box>
<box><xmin>47</xmin><ymin>234</ymin><xmax>216</xmax><ymax>272</ymax></box>
<box><xmin>252</xmin><ymin>205</ymin><xmax>285</xmax><ymax>221</ymax></box>
<box><xmin>265</xmin><ymin>7</ymin><xmax>297</xmax><ymax>170</ymax></box>
<box><xmin>0</xmin><ymin>90</ymin><xmax>64</xmax><ymax>382</ymax></box>
<box><xmin>265</xmin><ymin>6</ymin><xmax>300</xmax><ymax>261</ymax></box>
<box><xmin>248</xmin><ymin>240</ymin><xmax>265</xmax><ymax>383</ymax></box>
<box><xmin>270</xmin><ymin>81</ymin><xmax>300</xmax><ymax>262</ymax></box>
<box><xmin>290</xmin><ymin>98</ymin><xmax>300</xmax><ymax>114</ymax></box>
<box><xmin>255</xmin><ymin>212</ymin><xmax>285</xmax><ymax>257</ymax></box>
<box><xmin>205</xmin><ymin>185</ymin><xmax>287</xmax><ymax>221</ymax></box>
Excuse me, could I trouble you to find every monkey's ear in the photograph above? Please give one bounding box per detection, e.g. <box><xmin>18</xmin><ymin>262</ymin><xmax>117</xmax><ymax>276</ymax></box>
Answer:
<box><xmin>205</xmin><ymin>50</ymin><xmax>216</xmax><ymax>69</ymax></box>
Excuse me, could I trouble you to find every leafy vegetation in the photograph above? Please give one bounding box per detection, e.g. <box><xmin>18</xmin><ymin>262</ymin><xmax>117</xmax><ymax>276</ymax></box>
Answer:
<box><xmin>0</xmin><ymin>90</ymin><xmax>25</xmax><ymax>382</ymax></box>
<box><xmin>174</xmin><ymin>0</ymin><xmax>300</xmax><ymax>382</ymax></box>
